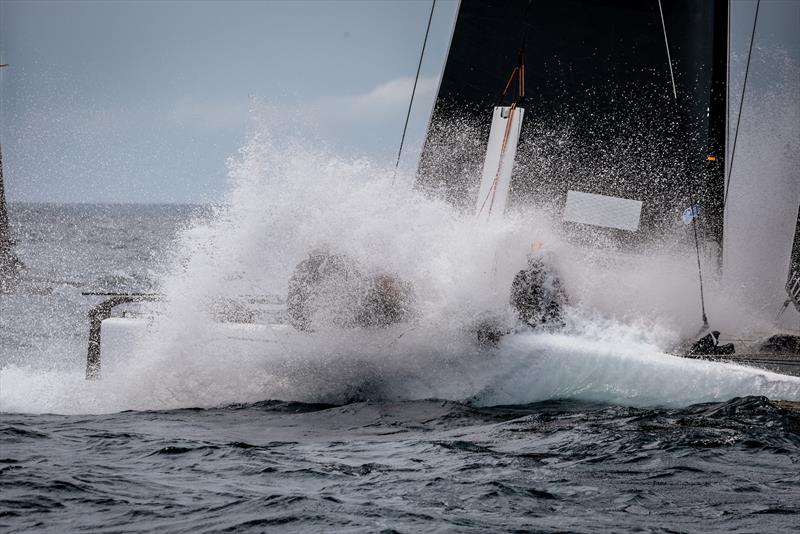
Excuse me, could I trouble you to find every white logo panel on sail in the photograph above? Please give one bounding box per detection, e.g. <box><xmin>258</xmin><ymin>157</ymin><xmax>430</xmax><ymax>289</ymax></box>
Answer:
<box><xmin>563</xmin><ymin>190</ymin><xmax>642</xmax><ymax>232</ymax></box>
<box><xmin>475</xmin><ymin>106</ymin><xmax>524</xmax><ymax>221</ymax></box>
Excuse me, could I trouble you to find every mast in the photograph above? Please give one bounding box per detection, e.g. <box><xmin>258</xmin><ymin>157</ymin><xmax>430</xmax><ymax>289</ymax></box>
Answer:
<box><xmin>706</xmin><ymin>0</ymin><xmax>729</xmax><ymax>262</ymax></box>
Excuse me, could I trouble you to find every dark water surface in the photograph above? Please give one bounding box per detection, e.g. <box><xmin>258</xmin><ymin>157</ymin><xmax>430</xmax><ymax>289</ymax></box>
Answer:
<box><xmin>2</xmin><ymin>397</ymin><xmax>799</xmax><ymax>532</ymax></box>
<box><xmin>2</xmin><ymin>204</ymin><xmax>799</xmax><ymax>532</ymax></box>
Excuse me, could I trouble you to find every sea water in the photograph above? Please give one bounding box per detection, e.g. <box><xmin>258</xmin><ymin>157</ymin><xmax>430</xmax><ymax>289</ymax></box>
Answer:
<box><xmin>1</xmin><ymin>134</ymin><xmax>799</xmax><ymax>532</ymax></box>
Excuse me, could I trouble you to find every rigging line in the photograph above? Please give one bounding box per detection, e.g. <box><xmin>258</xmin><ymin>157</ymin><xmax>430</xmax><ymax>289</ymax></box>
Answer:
<box><xmin>690</xmin><ymin>201</ymin><xmax>710</xmax><ymax>328</ymax></box>
<box><xmin>392</xmin><ymin>0</ymin><xmax>436</xmax><ymax>185</ymax></box>
<box><xmin>480</xmin><ymin>47</ymin><xmax>526</xmax><ymax>218</ymax></box>
<box><xmin>724</xmin><ymin>0</ymin><xmax>760</xmax><ymax>207</ymax></box>
<box><xmin>501</xmin><ymin>67</ymin><xmax>520</xmax><ymax>99</ymax></box>
<box><xmin>657</xmin><ymin>0</ymin><xmax>677</xmax><ymax>100</ymax></box>
<box><xmin>496</xmin><ymin>2</ymin><xmax>531</xmax><ymax>106</ymax></box>
<box><xmin>658</xmin><ymin>0</ymin><xmax>708</xmax><ymax>328</ymax></box>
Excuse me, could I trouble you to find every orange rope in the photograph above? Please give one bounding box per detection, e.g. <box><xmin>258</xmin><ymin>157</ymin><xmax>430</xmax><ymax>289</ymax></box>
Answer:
<box><xmin>501</xmin><ymin>67</ymin><xmax>520</xmax><ymax>98</ymax></box>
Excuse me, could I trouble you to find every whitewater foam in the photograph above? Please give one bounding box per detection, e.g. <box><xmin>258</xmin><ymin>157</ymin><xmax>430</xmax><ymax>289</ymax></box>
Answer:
<box><xmin>2</xmin><ymin>323</ymin><xmax>799</xmax><ymax>415</ymax></box>
<box><xmin>2</xmin><ymin>125</ymin><xmax>798</xmax><ymax>415</ymax></box>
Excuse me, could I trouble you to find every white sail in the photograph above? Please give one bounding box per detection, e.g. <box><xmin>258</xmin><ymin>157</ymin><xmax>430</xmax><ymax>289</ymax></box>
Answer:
<box><xmin>721</xmin><ymin>1</ymin><xmax>800</xmax><ymax>329</ymax></box>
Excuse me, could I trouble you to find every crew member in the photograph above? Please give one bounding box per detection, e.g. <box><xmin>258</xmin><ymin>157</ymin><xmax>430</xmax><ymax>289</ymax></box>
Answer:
<box><xmin>686</xmin><ymin>330</ymin><xmax>735</xmax><ymax>357</ymax></box>
<box><xmin>509</xmin><ymin>241</ymin><xmax>568</xmax><ymax>330</ymax></box>
<box><xmin>287</xmin><ymin>249</ymin><xmax>415</xmax><ymax>331</ymax></box>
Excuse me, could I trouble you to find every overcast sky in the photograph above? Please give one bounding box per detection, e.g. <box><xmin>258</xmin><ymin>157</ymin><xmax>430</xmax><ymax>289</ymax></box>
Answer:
<box><xmin>1</xmin><ymin>0</ymin><xmax>796</xmax><ymax>204</ymax></box>
<box><xmin>1</xmin><ymin>0</ymin><xmax>458</xmax><ymax>203</ymax></box>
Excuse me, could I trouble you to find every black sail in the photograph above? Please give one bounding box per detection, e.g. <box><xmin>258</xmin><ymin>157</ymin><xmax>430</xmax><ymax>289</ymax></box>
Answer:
<box><xmin>418</xmin><ymin>0</ymin><xmax>728</xmax><ymax>249</ymax></box>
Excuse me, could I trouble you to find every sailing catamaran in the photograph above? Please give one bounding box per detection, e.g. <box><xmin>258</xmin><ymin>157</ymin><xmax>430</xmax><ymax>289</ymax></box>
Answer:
<box><xmin>80</xmin><ymin>0</ymin><xmax>799</xmax><ymax>378</ymax></box>
<box><xmin>416</xmin><ymin>0</ymin><xmax>799</xmax><ymax>363</ymax></box>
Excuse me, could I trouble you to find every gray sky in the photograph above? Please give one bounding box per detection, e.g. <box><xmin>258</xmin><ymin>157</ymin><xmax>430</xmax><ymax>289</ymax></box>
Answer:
<box><xmin>1</xmin><ymin>0</ymin><xmax>458</xmax><ymax>203</ymax></box>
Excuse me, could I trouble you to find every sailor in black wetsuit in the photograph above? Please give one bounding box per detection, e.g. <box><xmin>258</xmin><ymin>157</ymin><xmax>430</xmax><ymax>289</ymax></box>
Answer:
<box><xmin>471</xmin><ymin>242</ymin><xmax>568</xmax><ymax>346</ymax></box>
<box><xmin>686</xmin><ymin>330</ymin><xmax>735</xmax><ymax>357</ymax></box>
<box><xmin>509</xmin><ymin>243</ymin><xmax>568</xmax><ymax>330</ymax></box>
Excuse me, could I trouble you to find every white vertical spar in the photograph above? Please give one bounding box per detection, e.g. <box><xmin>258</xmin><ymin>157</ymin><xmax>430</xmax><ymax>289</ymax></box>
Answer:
<box><xmin>475</xmin><ymin>105</ymin><xmax>525</xmax><ymax>221</ymax></box>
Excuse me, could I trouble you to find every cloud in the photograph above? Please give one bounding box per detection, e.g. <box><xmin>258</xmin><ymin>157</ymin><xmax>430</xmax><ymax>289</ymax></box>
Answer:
<box><xmin>308</xmin><ymin>75</ymin><xmax>438</xmax><ymax>124</ymax></box>
<box><xmin>163</xmin><ymin>76</ymin><xmax>438</xmax><ymax>134</ymax></box>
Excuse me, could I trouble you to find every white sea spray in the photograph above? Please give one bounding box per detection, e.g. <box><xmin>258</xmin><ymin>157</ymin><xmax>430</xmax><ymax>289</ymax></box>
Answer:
<box><xmin>3</xmin><ymin>119</ymin><xmax>798</xmax><ymax>414</ymax></box>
